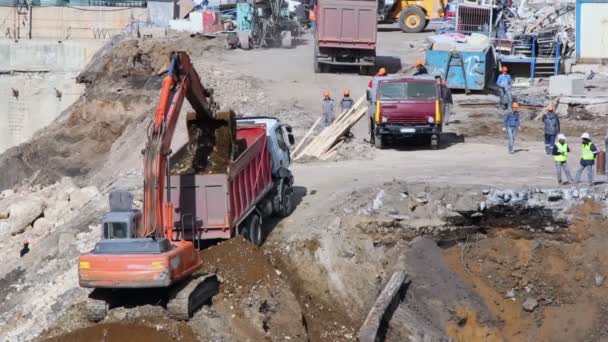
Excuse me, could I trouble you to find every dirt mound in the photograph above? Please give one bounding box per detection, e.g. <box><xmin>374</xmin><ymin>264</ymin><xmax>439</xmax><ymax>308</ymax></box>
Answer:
<box><xmin>0</xmin><ymin>35</ymin><xmax>226</xmax><ymax>192</ymax></box>
<box><xmin>443</xmin><ymin>201</ymin><xmax>608</xmax><ymax>341</ymax></box>
<box><xmin>199</xmin><ymin>237</ymin><xmax>276</xmax><ymax>296</ymax></box>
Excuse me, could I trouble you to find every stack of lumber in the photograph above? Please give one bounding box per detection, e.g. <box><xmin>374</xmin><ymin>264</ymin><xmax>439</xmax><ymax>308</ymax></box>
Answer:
<box><xmin>293</xmin><ymin>96</ymin><xmax>368</xmax><ymax>160</ymax></box>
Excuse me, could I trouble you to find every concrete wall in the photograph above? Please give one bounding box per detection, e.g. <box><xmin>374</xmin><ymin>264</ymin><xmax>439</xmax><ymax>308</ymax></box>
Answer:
<box><xmin>0</xmin><ymin>40</ymin><xmax>103</xmax><ymax>72</ymax></box>
<box><xmin>0</xmin><ymin>39</ymin><xmax>103</xmax><ymax>153</ymax></box>
<box><xmin>148</xmin><ymin>0</ymin><xmax>178</xmax><ymax>27</ymax></box>
<box><xmin>0</xmin><ymin>6</ymin><xmax>148</xmax><ymax>40</ymax></box>
<box><xmin>576</xmin><ymin>1</ymin><xmax>608</xmax><ymax>62</ymax></box>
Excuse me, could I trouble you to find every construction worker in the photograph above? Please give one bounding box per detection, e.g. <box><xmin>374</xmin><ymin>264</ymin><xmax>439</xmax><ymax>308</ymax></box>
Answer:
<box><xmin>552</xmin><ymin>134</ymin><xmax>574</xmax><ymax>185</ymax></box>
<box><xmin>321</xmin><ymin>90</ymin><xmax>335</xmax><ymax>127</ymax></box>
<box><xmin>413</xmin><ymin>60</ymin><xmax>428</xmax><ymax>76</ymax></box>
<box><xmin>575</xmin><ymin>132</ymin><xmax>598</xmax><ymax>186</ymax></box>
<box><xmin>309</xmin><ymin>2</ymin><xmax>316</xmax><ymax>33</ymax></box>
<box><xmin>502</xmin><ymin>102</ymin><xmax>521</xmax><ymax>154</ymax></box>
<box><xmin>368</xmin><ymin>67</ymin><xmax>387</xmax><ymax>88</ymax></box>
<box><xmin>496</xmin><ymin>65</ymin><xmax>513</xmax><ymax>110</ymax></box>
<box><xmin>441</xmin><ymin>80</ymin><xmax>453</xmax><ymax>125</ymax></box>
<box><xmin>542</xmin><ymin>104</ymin><xmax>560</xmax><ymax>155</ymax></box>
<box><xmin>340</xmin><ymin>89</ymin><xmax>353</xmax><ymax>112</ymax></box>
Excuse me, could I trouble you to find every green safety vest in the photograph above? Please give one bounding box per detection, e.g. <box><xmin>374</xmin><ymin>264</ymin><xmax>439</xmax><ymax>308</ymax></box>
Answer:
<box><xmin>581</xmin><ymin>142</ymin><xmax>595</xmax><ymax>160</ymax></box>
<box><xmin>554</xmin><ymin>142</ymin><xmax>568</xmax><ymax>162</ymax></box>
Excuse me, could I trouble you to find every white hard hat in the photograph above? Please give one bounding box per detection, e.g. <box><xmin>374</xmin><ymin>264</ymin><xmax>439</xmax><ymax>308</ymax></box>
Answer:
<box><xmin>581</xmin><ymin>132</ymin><xmax>590</xmax><ymax>139</ymax></box>
<box><xmin>557</xmin><ymin>134</ymin><xmax>566</xmax><ymax>140</ymax></box>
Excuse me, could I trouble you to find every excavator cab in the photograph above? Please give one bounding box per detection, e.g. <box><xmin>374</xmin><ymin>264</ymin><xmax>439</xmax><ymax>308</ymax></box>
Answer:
<box><xmin>100</xmin><ymin>191</ymin><xmax>142</xmax><ymax>239</ymax></box>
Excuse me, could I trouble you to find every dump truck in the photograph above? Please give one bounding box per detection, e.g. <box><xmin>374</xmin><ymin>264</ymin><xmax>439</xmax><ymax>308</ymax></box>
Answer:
<box><xmin>378</xmin><ymin>0</ymin><xmax>447</xmax><ymax>33</ymax></box>
<box><xmin>368</xmin><ymin>74</ymin><xmax>445</xmax><ymax>149</ymax></box>
<box><xmin>313</xmin><ymin>0</ymin><xmax>378</xmax><ymax>74</ymax></box>
<box><xmin>78</xmin><ymin>52</ymin><xmax>296</xmax><ymax>322</ymax></box>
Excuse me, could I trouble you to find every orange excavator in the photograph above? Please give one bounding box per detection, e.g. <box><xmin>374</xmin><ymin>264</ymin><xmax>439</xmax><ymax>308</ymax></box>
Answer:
<box><xmin>78</xmin><ymin>51</ymin><xmax>220</xmax><ymax>321</ymax></box>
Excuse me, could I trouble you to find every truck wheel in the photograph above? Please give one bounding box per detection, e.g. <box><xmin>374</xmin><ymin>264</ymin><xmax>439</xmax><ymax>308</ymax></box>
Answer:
<box><xmin>399</xmin><ymin>7</ymin><xmax>427</xmax><ymax>33</ymax></box>
<box><xmin>314</xmin><ymin>56</ymin><xmax>321</xmax><ymax>73</ymax></box>
<box><xmin>247</xmin><ymin>214</ymin><xmax>263</xmax><ymax>246</ymax></box>
<box><xmin>374</xmin><ymin>134</ymin><xmax>386</xmax><ymax>149</ymax></box>
<box><xmin>278</xmin><ymin>184</ymin><xmax>294</xmax><ymax>218</ymax></box>
<box><xmin>369</xmin><ymin>120</ymin><xmax>376</xmax><ymax>146</ymax></box>
<box><xmin>430</xmin><ymin>135</ymin><xmax>439</xmax><ymax>150</ymax></box>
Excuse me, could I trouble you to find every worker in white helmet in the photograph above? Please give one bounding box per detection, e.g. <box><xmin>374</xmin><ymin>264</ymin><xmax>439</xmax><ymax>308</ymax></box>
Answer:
<box><xmin>575</xmin><ymin>132</ymin><xmax>598</xmax><ymax>186</ymax></box>
<box><xmin>551</xmin><ymin>134</ymin><xmax>573</xmax><ymax>185</ymax></box>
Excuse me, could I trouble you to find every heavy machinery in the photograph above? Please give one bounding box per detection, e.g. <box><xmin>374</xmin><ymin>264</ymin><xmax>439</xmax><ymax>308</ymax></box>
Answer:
<box><xmin>378</xmin><ymin>0</ymin><xmax>447</xmax><ymax>33</ymax></box>
<box><xmin>237</xmin><ymin>0</ymin><xmax>301</xmax><ymax>49</ymax></box>
<box><xmin>78</xmin><ymin>51</ymin><xmax>296</xmax><ymax>321</ymax></box>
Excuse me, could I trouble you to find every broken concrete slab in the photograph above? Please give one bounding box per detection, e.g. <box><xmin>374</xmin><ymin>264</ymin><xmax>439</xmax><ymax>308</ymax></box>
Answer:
<box><xmin>7</xmin><ymin>196</ymin><xmax>44</xmax><ymax>235</ymax></box>
<box><xmin>549</xmin><ymin>75</ymin><xmax>585</xmax><ymax>96</ymax></box>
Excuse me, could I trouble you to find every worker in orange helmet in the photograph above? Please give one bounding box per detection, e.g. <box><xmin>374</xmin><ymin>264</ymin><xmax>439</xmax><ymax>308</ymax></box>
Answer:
<box><xmin>20</xmin><ymin>240</ymin><xmax>30</xmax><ymax>257</ymax></box>
<box><xmin>542</xmin><ymin>103</ymin><xmax>560</xmax><ymax>155</ymax></box>
<box><xmin>368</xmin><ymin>67</ymin><xmax>388</xmax><ymax>88</ymax></box>
<box><xmin>321</xmin><ymin>90</ymin><xmax>335</xmax><ymax>127</ymax></box>
<box><xmin>414</xmin><ymin>59</ymin><xmax>428</xmax><ymax>76</ymax></box>
<box><xmin>340</xmin><ymin>89</ymin><xmax>353</xmax><ymax>112</ymax></box>
<box><xmin>309</xmin><ymin>2</ymin><xmax>317</xmax><ymax>33</ymax></box>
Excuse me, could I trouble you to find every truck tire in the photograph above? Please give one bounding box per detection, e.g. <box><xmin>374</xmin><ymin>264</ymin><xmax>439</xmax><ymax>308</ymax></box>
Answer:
<box><xmin>430</xmin><ymin>135</ymin><xmax>439</xmax><ymax>150</ymax></box>
<box><xmin>247</xmin><ymin>214</ymin><xmax>263</xmax><ymax>246</ymax></box>
<box><xmin>399</xmin><ymin>7</ymin><xmax>427</xmax><ymax>33</ymax></box>
<box><xmin>374</xmin><ymin>134</ymin><xmax>386</xmax><ymax>149</ymax></box>
<box><xmin>278</xmin><ymin>184</ymin><xmax>294</xmax><ymax>218</ymax></box>
<box><xmin>313</xmin><ymin>40</ymin><xmax>321</xmax><ymax>73</ymax></box>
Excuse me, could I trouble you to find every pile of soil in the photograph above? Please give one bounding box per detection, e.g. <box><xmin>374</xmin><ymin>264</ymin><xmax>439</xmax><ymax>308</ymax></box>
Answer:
<box><xmin>443</xmin><ymin>201</ymin><xmax>608</xmax><ymax>341</ymax></box>
<box><xmin>171</xmin><ymin>111</ymin><xmax>236</xmax><ymax>175</ymax></box>
<box><xmin>198</xmin><ymin>237</ymin><xmax>276</xmax><ymax>296</ymax></box>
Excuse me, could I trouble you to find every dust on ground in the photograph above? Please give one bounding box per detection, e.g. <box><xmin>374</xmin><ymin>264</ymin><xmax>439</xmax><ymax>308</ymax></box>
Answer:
<box><xmin>444</xmin><ymin>201</ymin><xmax>608</xmax><ymax>341</ymax></box>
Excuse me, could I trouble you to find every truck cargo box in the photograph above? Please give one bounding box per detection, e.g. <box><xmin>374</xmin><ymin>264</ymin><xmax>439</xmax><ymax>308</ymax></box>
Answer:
<box><xmin>168</xmin><ymin>124</ymin><xmax>272</xmax><ymax>241</ymax></box>
<box><xmin>317</xmin><ymin>0</ymin><xmax>377</xmax><ymax>50</ymax></box>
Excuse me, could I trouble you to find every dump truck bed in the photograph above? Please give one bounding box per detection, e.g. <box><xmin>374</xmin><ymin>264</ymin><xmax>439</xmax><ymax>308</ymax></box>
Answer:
<box><xmin>316</xmin><ymin>0</ymin><xmax>377</xmax><ymax>50</ymax></box>
<box><xmin>168</xmin><ymin>124</ymin><xmax>272</xmax><ymax>241</ymax></box>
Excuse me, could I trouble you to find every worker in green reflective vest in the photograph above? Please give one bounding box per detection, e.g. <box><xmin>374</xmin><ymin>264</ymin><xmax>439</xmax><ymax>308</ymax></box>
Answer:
<box><xmin>575</xmin><ymin>132</ymin><xmax>598</xmax><ymax>186</ymax></box>
<box><xmin>552</xmin><ymin>134</ymin><xmax>574</xmax><ymax>185</ymax></box>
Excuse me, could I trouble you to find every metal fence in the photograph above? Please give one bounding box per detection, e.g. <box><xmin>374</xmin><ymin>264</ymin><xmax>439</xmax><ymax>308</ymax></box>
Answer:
<box><xmin>0</xmin><ymin>0</ymin><xmax>146</xmax><ymax>7</ymax></box>
<box><xmin>455</xmin><ymin>4</ymin><xmax>493</xmax><ymax>36</ymax></box>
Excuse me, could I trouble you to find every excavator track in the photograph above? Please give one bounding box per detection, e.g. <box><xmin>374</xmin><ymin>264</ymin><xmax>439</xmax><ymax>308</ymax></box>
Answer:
<box><xmin>167</xmin><ymin>273</ymin><xmax>219</xmax><ymax>320</ymax></box>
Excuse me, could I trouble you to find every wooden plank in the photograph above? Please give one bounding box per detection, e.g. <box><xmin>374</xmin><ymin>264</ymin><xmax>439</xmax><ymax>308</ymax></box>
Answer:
<box><xmin>319</xmin><ymin>140</ymin><xmax>344</xmax><ymax>160</ymax></box>
<box><xmin>295</xmin><ymin>96</ymin><xmax>367</xmax><ymax>160</ymax></box>
<box><xmin>291</xmin><ymin>117</ymin><xmax>321</xmax><ymax>158</ymax></box>
<box><xmin>358</xmin><ymin>271</ymin><xmax>410</xmax><ymax>342</ymax></box>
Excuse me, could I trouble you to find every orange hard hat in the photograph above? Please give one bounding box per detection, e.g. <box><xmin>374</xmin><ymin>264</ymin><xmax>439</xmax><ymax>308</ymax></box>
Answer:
<box><xmin>512</xmin><ymin>102</ymin><xmax>520</xmax><ymax>109</ymax></box>
<box><xmin>343</xmin><ymin>89</ymin><xmax>350</xmax><ymax>96</ymax></box>
<box><xmin>501</xmin><ymin>65</ymin><xmax>509</xmax><ymax>72</ymax></box>
<box><xmin>378</xmin><ymin>67</ymin><xmax>387</xmax><ymax>76</ymax></box>
<box><xmin>323</xmin><ymin>90</ymin><xmax>330</xmax><ymax>97</ymax></box>
<box><xmin>547</xmin><ymin>104</ymin><xmax>555</xmax><ymax>111</ymax></box>
<box><xmin>416</xmin><ymin>60</ymin><xmax>423</xmax><ymax>66</ymax></box>
<box><xmin>441</xmin><ymin>80</ymin><xmax>447</xmax><ymax>86</ymax></box>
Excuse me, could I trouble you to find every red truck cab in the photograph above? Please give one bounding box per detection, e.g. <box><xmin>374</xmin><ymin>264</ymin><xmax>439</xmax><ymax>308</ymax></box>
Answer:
<box><xmin>368</xmin><ymin>75</ymin><xmax>444</xmax><ymax>149</ymax></box>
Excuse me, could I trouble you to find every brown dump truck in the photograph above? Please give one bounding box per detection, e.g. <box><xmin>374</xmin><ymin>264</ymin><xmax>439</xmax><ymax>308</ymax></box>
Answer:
<box><xmin>314</xmin><ymin>0</ymin><xmax>378</xmax><ymax>74</ymax></box>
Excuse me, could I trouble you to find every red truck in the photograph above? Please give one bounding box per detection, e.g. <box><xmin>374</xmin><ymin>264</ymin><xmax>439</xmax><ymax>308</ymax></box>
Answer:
<box><xmin>368</xmin><ymin>75</ymin><xmax>445</xmax><ymax>149</ymax></box>
<box><xmin>314</xmin><ymin>0</ymin><xmax>378</xmax><ymax>74</ymax></box>
<box><xmin>168</xmin><ymin>117</ymin><xmax>295</xmax><ymax>247</ymax></box>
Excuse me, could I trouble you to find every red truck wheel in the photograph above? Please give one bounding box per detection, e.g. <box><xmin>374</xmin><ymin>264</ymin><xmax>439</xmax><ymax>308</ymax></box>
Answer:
<box><xmin>278</xmin><ymin>184</ymin><xmax>294</xmax><ymax>217</ymax></box>
<box><xmin>247</xmin><ymin>214</ymin><xmax>263</xmax><ymax>246</ymax></box>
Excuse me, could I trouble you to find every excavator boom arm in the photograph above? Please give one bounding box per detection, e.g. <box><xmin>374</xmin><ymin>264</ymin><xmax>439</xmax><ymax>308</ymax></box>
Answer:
<box><xmin>142</xmin><ymin>52</ymin><xmax>215</xmax><ymax>238</ymax></box>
